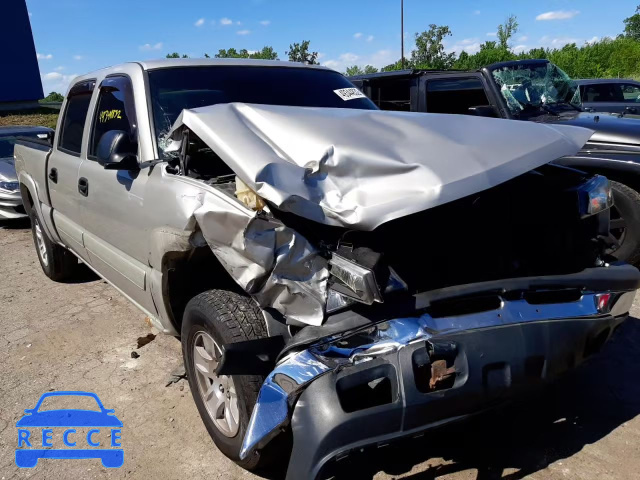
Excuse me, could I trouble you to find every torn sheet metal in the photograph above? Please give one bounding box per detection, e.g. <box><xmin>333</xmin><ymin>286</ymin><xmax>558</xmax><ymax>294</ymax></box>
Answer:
<box><xmin>168</xmin><ymin>103</ymin><xmax>594</xmax><ymax>230</ymax></box>
<box><xmin>193</xmin><ymin>192</ymin><xmax>329</xmax><ymax>326</ymax></box>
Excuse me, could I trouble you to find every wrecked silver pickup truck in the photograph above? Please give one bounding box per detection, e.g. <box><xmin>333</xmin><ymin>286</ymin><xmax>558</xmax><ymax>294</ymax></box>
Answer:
<box><xmin>13</xmin><ymin>59</ymin><xmax>640</xmax><ymax>478</ymax></box>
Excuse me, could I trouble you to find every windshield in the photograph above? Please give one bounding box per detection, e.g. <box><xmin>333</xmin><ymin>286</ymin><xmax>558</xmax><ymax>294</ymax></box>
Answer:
<box><xmin>491</xmin><ymin>62</ymin><xmax>580</xmax><ymax>116</ymax></box>
<box><xmin>148</xmin><ymin>66</ymin><xmax>378</xmax><ymax>156</ymax></box>
<box><xmin>0</xmin><ymin>132</ymin><xmax>46</xmax><ymax>158</ymax></box>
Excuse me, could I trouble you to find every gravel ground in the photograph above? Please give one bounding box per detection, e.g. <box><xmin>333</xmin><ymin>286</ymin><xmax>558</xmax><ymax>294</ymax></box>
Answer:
<box><xmin>1</xmin><ymin>219</ymin><xmax>640</xmax><ymax>480</ymax></box>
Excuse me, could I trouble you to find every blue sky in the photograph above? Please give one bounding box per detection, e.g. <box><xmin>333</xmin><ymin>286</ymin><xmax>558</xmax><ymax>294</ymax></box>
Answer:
<box><xmin>27</xmin><ymin>0</ymin><xmax>639</xmax><ymax>94</ymax></box>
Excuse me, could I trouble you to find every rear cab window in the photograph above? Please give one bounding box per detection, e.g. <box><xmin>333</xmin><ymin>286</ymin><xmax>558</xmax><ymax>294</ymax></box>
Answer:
<box><xmin>57</xmin><ymin>80</ymin><xmax>95</xmax><ymax>156</ymax></box>
<box><xmin>426</xmin><ymin>77</ymin><xmax>490</xmax><ymax>115</ymax></box>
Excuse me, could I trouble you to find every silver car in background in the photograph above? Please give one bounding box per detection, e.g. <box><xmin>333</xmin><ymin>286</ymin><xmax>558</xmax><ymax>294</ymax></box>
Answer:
<box><xmin>0</xmin><ymin>126</ymin><xmax>53</xmax><ymax>219</ymax></box>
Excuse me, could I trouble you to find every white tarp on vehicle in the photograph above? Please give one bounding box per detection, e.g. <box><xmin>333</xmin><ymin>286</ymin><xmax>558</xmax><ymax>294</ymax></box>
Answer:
<box><xmin>168</xmin><ymin>103</ymin><xmax>594</xmax><ymax>230</ymax></box>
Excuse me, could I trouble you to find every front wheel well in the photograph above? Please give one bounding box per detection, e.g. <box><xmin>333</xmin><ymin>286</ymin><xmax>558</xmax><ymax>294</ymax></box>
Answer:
<box><xmin>161</xmin><ymin>245</ymin><xmax>247</xmax><ymax>332</ymax></box>
<box><xmin>19</xmin><ymin>183</ymin><xmax>34</xmax><ymax>211</ymax></box>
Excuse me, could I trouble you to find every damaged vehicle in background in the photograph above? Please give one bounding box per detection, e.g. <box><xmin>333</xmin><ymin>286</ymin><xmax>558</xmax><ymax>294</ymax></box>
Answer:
<box><xmin>13</xmin><ymin>59</ymin><xmax>640</xmax><ymax>479</ymax></box>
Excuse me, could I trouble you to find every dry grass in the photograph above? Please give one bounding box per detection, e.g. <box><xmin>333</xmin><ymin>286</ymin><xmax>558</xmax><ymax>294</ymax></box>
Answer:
<box><xmin>0</xmin><ymin>108</ymin><xmax>59</xmax><ymax>129</ymax></box>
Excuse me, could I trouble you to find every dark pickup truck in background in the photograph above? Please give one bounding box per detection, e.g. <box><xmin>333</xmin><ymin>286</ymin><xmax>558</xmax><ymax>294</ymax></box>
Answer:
<box><xmin>351</xmin><ymin>59</ymin><xmax>640</xmax><ymax>266</ymax></box>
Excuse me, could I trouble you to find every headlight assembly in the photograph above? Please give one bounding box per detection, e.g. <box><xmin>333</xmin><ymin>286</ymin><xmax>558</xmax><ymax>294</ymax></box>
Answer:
<box><xmin>577</xmin><ymin>175</ymin><xmax>613</xmax><ymax>217</ymax></box>
<box><xmin>326</xmin><ymin>247</ymin><xmax>408</xmax><ymax>314</ymax></box>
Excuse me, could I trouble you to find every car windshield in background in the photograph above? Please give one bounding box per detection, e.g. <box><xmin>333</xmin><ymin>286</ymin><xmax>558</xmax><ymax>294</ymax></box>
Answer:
<box><xmin>491</xmin><ymin>63</ymin><xmax>579</xmax><ymax>117</ymax></box>
<box><xmin>0</xmin><ymin>132</ymin><xmax>45</xmax><ymax>158</ymax></box>
<box><xmin>148</xmin><ymin>66</ymin><xmax>378</xmax><ymax>156</ymax></box>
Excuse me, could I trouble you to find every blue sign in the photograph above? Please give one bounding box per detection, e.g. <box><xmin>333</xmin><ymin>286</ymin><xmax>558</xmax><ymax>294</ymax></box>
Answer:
<box><xmin>15</xmin><ymin>391</ymin><xmax>123</xmax><ymax>468</ymax></box>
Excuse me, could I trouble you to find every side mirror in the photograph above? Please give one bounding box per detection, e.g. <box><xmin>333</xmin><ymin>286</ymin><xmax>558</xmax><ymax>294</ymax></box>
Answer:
<box><xmin>96</xmin><ymin>130</ymin><xmax>139</xmax><ymax>170</ymax></box>
<box><xmin>468</xmin><ymin>105</ymin><xmax>499</xmax><ymax>118</ymax></box>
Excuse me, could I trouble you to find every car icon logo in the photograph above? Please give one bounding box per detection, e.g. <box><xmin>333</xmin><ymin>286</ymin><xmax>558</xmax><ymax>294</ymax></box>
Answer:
<box><xmin>15</xmin><ymin>391</ymin><xmax>123</xmax><ymax>468</ymax></box>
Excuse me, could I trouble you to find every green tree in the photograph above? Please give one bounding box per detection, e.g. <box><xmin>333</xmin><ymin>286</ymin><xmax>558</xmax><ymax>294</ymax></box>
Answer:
<box><xmin>497</xmin><ymin>14</ymin><xmax>519</xmax><ymax>49</ymax></box>
<box><xmin>345</xmin><ymin>65</ymin><xmax>378</xmax><ymax>76</ymax></box>
<box><xmin>213</xmin><ymin>46</ymin><xmax>279</xmax><ymax>60</ymax></box>
<box><xmin>411</xmin><ymin>25</ymin><xmax>455</xmax><ymax>69</ymax></box>
<box><xmin>381</xmin><ymin>58</ymin><xmax>410</xmax><ymax>71</ymax></box>
<box><xmin>286</xmin><ymin>40</ymin><xmax>319</xmax><ymax>64</ymax></box>
<box><xmin>166</xmin><ymin>52</ymin><xmax>189</xmax><ymax>58</ymax></box>
<box><xmin>453</xmin><ymin>41</ymin><xmax>516</xmax><ymax>70</ymax></box>
<box><xmin>42</xmin><ymin>91</ymin><xmax>64</xmax><ymax>102</ymax></box>
<box><xmin>624</xmin><ymin>5</ymin><xmax>640</xmax><ymax>40</ymax></box>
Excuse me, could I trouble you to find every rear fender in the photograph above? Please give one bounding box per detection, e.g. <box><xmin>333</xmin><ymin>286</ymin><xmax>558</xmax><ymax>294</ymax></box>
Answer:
<box><xmin>18</xmin><ymin>172</ymin><xmax>61</xmax><ymax>243</ymax></box>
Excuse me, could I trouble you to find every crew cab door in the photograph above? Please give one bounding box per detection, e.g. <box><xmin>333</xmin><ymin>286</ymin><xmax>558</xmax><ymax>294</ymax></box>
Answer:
<box><xmin>77</xmin><ymin>75</ymin><xmax>156</xmax><ymax>317</ymax></box>
<box><xmin>581</xmin><ymin>82</ymin><xmax>640</xmax><ymax>115</ymax></box>
<box><xmin>47</xmin><ymin>80</ymin><xmax>94</xmax><ymax>262</ymax></box>
<box><xmin>423</xmin><ymin>74</ymin><xmax>500</xmax><ymax>117</ymax></box>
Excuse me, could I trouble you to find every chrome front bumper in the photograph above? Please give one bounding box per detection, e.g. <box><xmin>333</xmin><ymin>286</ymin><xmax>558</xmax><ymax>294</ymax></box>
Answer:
<box><xmin>240</xmin><ymin>270</ymin><xmax>638</xmax><ymax>478</ymax></box>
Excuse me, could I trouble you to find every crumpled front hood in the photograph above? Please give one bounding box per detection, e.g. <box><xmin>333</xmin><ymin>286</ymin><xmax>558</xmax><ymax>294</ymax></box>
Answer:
<box><xmin>169</xmin><ymin>103</ymin><xmax>593</xmax><ymax>230</ymax></box>
<box><xmin>0</xmin><ymin>157</ymin><xmax>17</xmax><ymax>181</ymax></box>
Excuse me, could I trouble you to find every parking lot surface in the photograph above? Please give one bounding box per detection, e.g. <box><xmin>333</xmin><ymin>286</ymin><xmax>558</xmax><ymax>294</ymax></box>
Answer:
<box><xmin>1</xmin><ymin>220</ymin><xmax>640</xmax><ymax>480</ymax></box>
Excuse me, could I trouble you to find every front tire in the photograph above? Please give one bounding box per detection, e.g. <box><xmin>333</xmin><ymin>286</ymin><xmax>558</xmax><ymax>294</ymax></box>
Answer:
<box><xmin>609</xmin><ymin>181</ymin><xmax>640</xmax><ymax>266</ymax></box>
<box><xmin>29</xmin><ymin>205</ymin><xmax>77</xmax><ymax>281</ymax></box>
<box><xmin>181</xmin><ymin>289</ymin><xmax>269</xmax><ymax>471</ymax></box>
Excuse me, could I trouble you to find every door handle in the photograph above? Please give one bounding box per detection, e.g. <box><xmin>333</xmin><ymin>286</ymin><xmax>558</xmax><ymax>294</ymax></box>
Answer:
<box><xmin>78</xmin><ymin>177</ymin><xmax>89</xmax><ymax>197</ymax></box>
<box><xmin>48</xmin><ymin>168</ymin><xmax>58</xmax><ymax>183</ymax></box>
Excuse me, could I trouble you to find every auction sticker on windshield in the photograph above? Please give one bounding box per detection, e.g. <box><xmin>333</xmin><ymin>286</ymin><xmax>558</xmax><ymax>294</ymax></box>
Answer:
<box><xmin>334</xmin><ymin>87</ymin><xmax>366</xmax><ymax>101</ymax></box>
<box><xmin>15</xmin><ymin>391</ymin><xmax>123</xmax><ymax>468</ymax></box>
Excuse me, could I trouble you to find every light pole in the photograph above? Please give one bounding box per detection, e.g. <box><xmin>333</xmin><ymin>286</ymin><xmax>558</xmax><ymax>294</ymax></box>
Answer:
<box><xmin>401</xmin><ymin>0</ymin><xmax>405</xmax><ymax>69</ymax></box>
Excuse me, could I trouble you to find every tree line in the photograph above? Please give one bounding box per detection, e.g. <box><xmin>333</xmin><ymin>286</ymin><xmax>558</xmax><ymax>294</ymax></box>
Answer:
<box><xmin>167</xmin><ymin>5</ymin><xmax>640</xmax><ymax>80</ymax></box>
<box><xmin>46</xmin><ymin>4</ymin><xmax>640</xmax><ymax>100</ymax></box>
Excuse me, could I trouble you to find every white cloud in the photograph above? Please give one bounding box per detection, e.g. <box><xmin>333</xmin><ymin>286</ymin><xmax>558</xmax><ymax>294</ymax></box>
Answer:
<box><xmin>28</xmin><ymin>11</ymin><xmax>32</xmax><ymax>17</ymax></box>
<box><xmin>41</xmin><ymin>71</ymin><xmax>79</xmax><ymax>94</ymax></box>
<box><xmin>473</xmin><ymin>10</ymin><xmax>481</xmax><ymax>15</ymax></box>
<box><xmin>236</xmin><ymin>21</ymin><xmax>242</xmax><ymax>25</ymax></box>
<box><xmin>54</xmin><ymin>66</ymin><xmax>65</xmax><ymax>71</ymax></box>
<box><xmin>317</xmin><ymin>52</ymin><xmax>326</xmax><ymax>60</ymax></box>
<box><xmin>586</xmin><ymin>36</ymin><xmax>599</xmax><ymax>44</ymax></box>
<box><xmin>323</xmin><ymin>49</ymin><xmax>397</xmax><ymax>73</ymax></box>
<box><xmin>236</xmin><ymin>30</ymin><xmax>251</xmax><ymax>35</ymax></box>
<box><xmin>43</xmin><ymin>72</ymin><xmax>63</xmax><ymax>80</ymax></box>
<box><xmin>260</xmin><ymin>20</ymin><xmax>271</xmax><ymax>26</ymax></box>
<box><xmin>73</xmin><ymin>55</ymin><xmax>84</xmax><ymax>60</ymax></box>
<box><xmin>519</xmin><ymin>35</ymin><xmax>529</xmax><ymax>42</ymax></box>
<box><xmin>539</xmin><ymin>35</ymin><xmax>580</xmax><ymax>48</ymax></box>
<box><xmin>324</xmin><ymin>52</ymin><xmax>359</xmax><ymax>72</ymax></box>
<box><xmin>448</xmin><ymin>38</ymin><xmax>481</xmax><ymax>54</ymax></box>
<box><xmin>194</xmin><ymin>18</ymin><xmax>205</xmax><ymax>27</ymax></box>
<box><xmin>340</xmin><ymin>53</ymin><xmax>359</xmax><ymax>62</ymax></box>
<box><xmin>366</xmin><ymin>35</ymin><xmax>374</xmax><ymax>42</ymax></box>
<box><xmin>36</xmin><ymin>53</ymin><xmax>52</xmax><ymax>60</ymax></box>
<box><xmin>220</xmin><ymin>17</ymin><xmax>233</xmax><ymax>25</ymax></box>
<box><xmin>536</xmin><ymin>10</ymin><xmax>580</xmax><ymax>21</ymax></box>
<box><xmin>487</xmin><ymin>32</ymin><xmax>497</xmax><ymax>37</ymax></box>
<box><xmin>139</xmin><ymin>42</ymin><xmax>163</xmax><ymax>51</ymax></box>
<box><xmin>353</xmin><ymin>32</ymin><xmax>363</xmax><ymax>39</ymax></box>
<box><xmin>513</xmin><ymin>45</ymin><xmax>528</xmax><ymax>53</ymax></box>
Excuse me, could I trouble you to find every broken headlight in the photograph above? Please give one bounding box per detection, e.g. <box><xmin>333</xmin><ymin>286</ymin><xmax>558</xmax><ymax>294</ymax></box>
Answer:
<box><xmin>329</xmin><ymin>253</ymin><xmax>383</xmax><ymax>305</ymax></box>
<box><xmin>327</xmin><ymin>246</ymin><xmax>407</xmax><ymax>314</ymax></box>
<box><xmin>577</xmin><ymin>175</ymin><xmax>613</xmax><ymax>217</ymax></box>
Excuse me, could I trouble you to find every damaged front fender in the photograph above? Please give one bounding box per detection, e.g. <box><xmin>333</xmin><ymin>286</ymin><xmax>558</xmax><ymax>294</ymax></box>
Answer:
<box><xmin>193</xmin><ymin>193</ymin><xmax>329</xmax><ymax>326</ymax></box>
